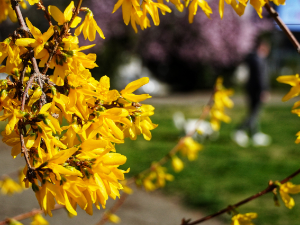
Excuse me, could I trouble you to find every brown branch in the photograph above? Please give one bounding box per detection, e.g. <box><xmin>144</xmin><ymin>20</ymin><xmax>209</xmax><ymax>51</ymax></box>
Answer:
<box><xmin>19</xmin><ymin>65</ymin><xmax>26</xmax><ymax>89</ymax></box>
<box><xmin>11</xmin><ymin>0</ymin><xmax>43</xmax><ymax>100</ymax></box>
<box><xmin>69</xmin><ymin>0</ymin><xmax>83</xmax><ymax>28</ymax></box>
<box><xmin>37</xmin><ymin>0</ymin><xmax>52</xmax><ymax>26</ymax></box>
<box><xmin>20</xmin><ymin>132</ymin><xmax>35</xmax><ymax>171</ymax></box>
<box><xmin>264</xmin><ymin>3</ymin><xmax>300</xmax><ymax>53</ymax></box>
<box><xmin>20</xmin><ymin>73</ymin><xmax>37</xmax><ymax>111</ymax></box>
<box><xmin>10</xmin><ymin>0</ymin><xmax>30</xmax><ymax>34</ymax></box>
<box><xmin>181</xmin><ymin>168</ymin><xmax>300</xmax><ymax>225</ymax></box>
<box><xmin>0</xmin><ymin>204</ymin><xmax>65</xmax><ymax>225</ymax></box>
<box><xmin>96</xmin><ymin>193</ymin><xmax>129</xmax><ymax>225</ymax></box>
<box><xmin>11</xmin><ymin>0</ymin><xmax>43</xmax><ymax>177</ymax></box>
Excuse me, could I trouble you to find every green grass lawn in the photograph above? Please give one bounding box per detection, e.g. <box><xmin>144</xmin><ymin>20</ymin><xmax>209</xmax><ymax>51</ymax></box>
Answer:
<box><xmin>119</xmin><ymin>101</ymin><xmax>300</xmax><ymax>225</ymax></box>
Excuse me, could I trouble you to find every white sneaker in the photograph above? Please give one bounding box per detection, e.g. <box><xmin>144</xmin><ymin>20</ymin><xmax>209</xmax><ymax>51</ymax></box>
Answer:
<box><xmin>252</xmin><ymin>132</ymin><xmax>271</xmax><ymax>147</ymax></box>
<box><xmin>231</xmin><ymin>130</ymin><xmax>249</xmax><ymax>147</ymax></box>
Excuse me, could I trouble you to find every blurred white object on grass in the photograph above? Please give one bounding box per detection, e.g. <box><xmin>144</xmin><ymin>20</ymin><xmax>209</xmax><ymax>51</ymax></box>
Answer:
<box><xmin>173</xmin><ymin>111</ymin><xmax>219</xmax><ymax>142</ymax></box>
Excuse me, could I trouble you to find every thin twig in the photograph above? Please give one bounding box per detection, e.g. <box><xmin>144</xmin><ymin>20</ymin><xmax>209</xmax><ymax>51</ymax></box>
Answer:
<box><xmin>181</xmin><ymin>168</ymin><xmax>300</xmax><ymax>225</ymax></box>
<box><xmin>264</xmin><ymin>3</ymin><xmax>300</xmax><ymax>54</ymax></box>
<box><xmin>96</xmin><ymin>193</ymin><xmax>129</xmax><ymax>225</ymax></box>
<box><xmin>37</xmin><ymin>0</ymin><xmax>52</xmax><ymax>26</ymax></box>
<box><xmin>0</xmin><ymin>204</ymin><xmax>65</xmax><ymax>225</ymax></box>
<box><xmin>69</xmin><ymin>0</ymin><xmax>83</xmax><ymax>27</ymax></box>
<box><xmin>20</xmin><ymin>73</ymin><xmax>37</xmax><ymax>111</ymax></box>
<box><xmin>10</xmin><ymin>0</ymin><xmax>29</xmax><ymax>34</ymax></box>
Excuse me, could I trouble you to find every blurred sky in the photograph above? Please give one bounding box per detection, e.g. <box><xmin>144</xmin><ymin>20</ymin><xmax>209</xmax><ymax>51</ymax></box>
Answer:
<box><xmin>278</xmin><ymin>0</ymin><xmax>300</xmax><ymax>31</ymax></box>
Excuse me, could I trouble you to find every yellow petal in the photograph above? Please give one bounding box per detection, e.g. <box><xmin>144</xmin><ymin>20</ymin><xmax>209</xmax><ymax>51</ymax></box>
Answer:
<box><xmin>15</xmin><ymin>38</ymin><xmax>36</xmax><ymax>47</ymax></box>
<box><xmin>219</xmin><ymin>0</ymin><xmax>224</xmax><ymax>19</ymax></box>
<box><xmin>121</xmin><ymin>77</ymin><xmax>149</xmax><ymax>94</ymax></box>
<box><xmin>113</xmin><ymin>0</ymin><xmax>125</xmax><ymax>13</ymax></box>
<box><xmin>102</xmin><ymin>153</ymin><xmax>127</xmax><ymax>165</ymax></box>
<box><xmin>70</xmin><ymin>16</ymin><xmax>82</xmax><ymax>28</ymax></box>
<box><xmin>64</xmin><ymin>1</ymin><xmax>75</xmax><ymax>22</ymax></box>
<box><xmin>48</xmin><ymin>147</ymin><xmax>78</xmax><ymax>165</ymax></box>
<box><xmin>122</xmin><ymin>0</ymin><xmax>132</xmax><ymax>25</ymax></box>
<box><xmin>42</xmin><ymin>25</ymin><xmax>54</xmax><ymax>43</ymax></box>
<box><xmin>25</xmin><ymin>18</ymin><xmax>42</xmax><ymax>39</ymax></box>
<box><xmin>48</xmin><ymin>5</ymin><xmax>65</xmax><ymax>25</ymax></box>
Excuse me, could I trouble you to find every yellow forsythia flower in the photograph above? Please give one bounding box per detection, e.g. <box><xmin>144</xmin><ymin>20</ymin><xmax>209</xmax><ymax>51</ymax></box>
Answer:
<box><xmin>120</xmin><ymin>77</ymin><xmax>151</xmax><ymax>102</ymax></box>
<box><xmin>188</xmin><ymin>0</ymin><xmax>212</xmax><ymax>23</ymax></box>
<box><xmin>19</xmin><ymin>170</ymin><xmax>30</xmax><ymax>188</ymax></box>
<box><xmin>28</xmin><ymin>87</ymin><xmax>42</xmax><ymax>107</ymax></box>
<box><xmin>279</xmin><ymin>182</ymin><xmax>300</xmax><ymax>209</ymax></box>
<box><xmin>0</xmin><ymin>107</ymin><xmax>26</xmax><ymax>135</ymax></box>
<box><xmin>140</xmin><ymin>0</ymin><xmax>171</xmax><ymax>26</ymax></box>
<box><xmin>142</xmin><ymin>164</ymin><xmax>174</xmax><ymax>191</ymax></box>
<box><xmin>15</xmin><ymin>18</ymin><xmax>54</xmax><ymax>57</ymax></box>
<box><xmin>171</xmin><ymin>155</ymin><xmax>184</xmax><ymax>172</ymax></box>
<box><xmin>26</xmin><ymin>0</ymin><xmax>39</xmax><ymax>5</ymax></box>
<box><xmin>48</xmin><ymin>1</ymin><xmax>81</xmax><ymax>28</ymax></box>
<box><xmin>228</xmin><ymin>0</ymin><xmax>285</xmax><ymax>18</ymax></box>
<box><xmin>120</xmin><ymin>180</ymin><xmax>133</xmax><ymax>194</ymax></box>
<box><xmin>179</xmin><ymin>137</ymin><xmax>203</xmax><ymax>161</ymax></box>
<box><xmin>277</xmin><ymin>74</ymin><xmax>300</xmax><ymax>102</ymax></box>
<box><xmin>0</xmin><ymin>177</ymin><xmax>23</xmax><ymax>195</ymax></box>
<box><xmin>112</xmin><ymin>0</ymin><xmax>143</xmax><ymax>26</ymax></box>
<box><xmin>210</xmin><ymin>77</ymin><xmax>234</xmax><ymax>131</ymax></box>
<box><xmin>8</xmin><ymin>219</ymin><xmax>23</xmax><ymax>225</ymax></box>
<box><xmin>231</xmin><ymin>212</ymin><xmax>257</xmax><ymax>225</ymax></box>
<box><xmin>75</xmin><ymin>10</ymin><xmax>105</xmax><ymax>41</ymax></box>
<box><xmin>31</xmin><ymin>214</ymin><xmax>49</xmax><ymax>225</ymax></box>
<box><xmin>0</xmin><ymin>0</ymin><xmax>27</xmax><ymax>23</ymax></box>
<box><xmin>107</xmin><ymin>213</ymin><xmax>121</xmax><ymax>224</ymax></box>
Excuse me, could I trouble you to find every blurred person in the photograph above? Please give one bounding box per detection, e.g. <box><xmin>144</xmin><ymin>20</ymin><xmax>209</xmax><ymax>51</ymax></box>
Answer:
<box><xmin>232</xmin><ymin>38</ymin><xmax>272</xmax><ymax>147</ymax></box>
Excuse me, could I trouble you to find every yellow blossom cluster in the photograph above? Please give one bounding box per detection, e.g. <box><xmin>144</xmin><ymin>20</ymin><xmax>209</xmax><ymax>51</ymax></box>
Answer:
<box><xmin>31</xmin><ymin>214</ymin><xmax>49</xmax><ymax>225</ymax></box>
<box><xmin>141</xmin><ymin>163</ymin><xmax>174</xmax><ymax>191</ymax></box>
<box><xmin>231</xmin><ymin>212</ymin><xmax>257</xmax><ymax>225</ymax></box>
<box><xmin>0</xmin><ymin>0</ymin><xmax>26</xmax><ymax>23</ymax></box>
<box><xmin>178</xmin><ymin>137</ymin><xmax>203</xmax><ymax>161</ymax></box>
<box><xmin>277</xmin><ymin>74</ymin><xmax>300</xmax><ymax>143</ymax></box>
<box><xmin>278</xmin><ymin>181</ymin><xmax>300</xmax><ymax>209</ymax></box>
<box><xmin>112</xmin><ymin>0</ymin><xmax>286</xmax><ymax>32</ymax></box>
<box><xmin>0</xmin><ymin>1</ymin><xmax>157</xmax><ymax>217</ymax></box>
<box><xmin>210</xmin><ymin>77</ymin><xmax>234</xmax><ymax>131</ymax></box>
<box><xmin>6</xmin><ymin>213</ymin><xmax>49</xmax><ymax>225</ymax></box>
<box><xmin>0</xmin><ymin>176</ymin><xmax>23</xmax><ymax>195</ymax></box>
<box><xmin>0</xmin><ymin>0</ymin><xmax>286</xmax><ymax>33</ymax></box>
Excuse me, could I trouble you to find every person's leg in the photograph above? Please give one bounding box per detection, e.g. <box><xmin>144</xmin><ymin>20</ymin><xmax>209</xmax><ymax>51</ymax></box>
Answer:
<box><xmin>247</xmin><ymin>94</ymin><xmax>261</xmax><ymax>137</ymax></box>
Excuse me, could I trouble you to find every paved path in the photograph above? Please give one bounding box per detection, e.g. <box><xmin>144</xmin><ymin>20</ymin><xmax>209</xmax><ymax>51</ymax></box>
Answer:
<box><xmin>0</xmin><ymin>141</ymin><xmax>222</xmax><ymax>225</ymax></box>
